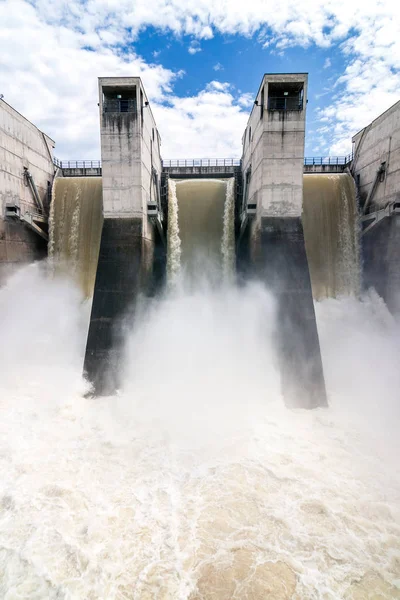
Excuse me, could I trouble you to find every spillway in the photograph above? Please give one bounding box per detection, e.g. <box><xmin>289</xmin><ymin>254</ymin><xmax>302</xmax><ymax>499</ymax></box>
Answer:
<box><xmin>49</xmin><ymin>177</ymin><xmax>103</xmax><ymax>298</ymax></box>
<box><xmin>167</xmin><ymin>178</ymin><xmax>235</xmax><ymax>284</ymax></box>
<box><xmin>303</xmin><ymin>174</ymin><xmax>360</xmax><ymax>300</ymax></box>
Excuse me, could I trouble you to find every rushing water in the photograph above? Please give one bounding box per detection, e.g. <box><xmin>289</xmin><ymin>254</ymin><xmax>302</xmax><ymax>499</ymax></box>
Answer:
<box><xmin>1</xmin><ymin>175</ymin><xmax>399</xmax><ymax>599</ymax></box>
<box><xmin>167</xmin><ymin>178</ymin><xmax>235</xmax><ymax>286</ymax></box>
<box><xmin>1</xmin><ymin>263</ymin><xmax>400</xmax><ymax>599</ymax></box>
<box><xmin>49</xmin><ymin>177</ymin><xmax>103</xmax><ymax>298</ymax></box>
<box><xmin>303</xmin><ymin>174</ymin><xmax>360</xmax><ymax>300</ymax></box>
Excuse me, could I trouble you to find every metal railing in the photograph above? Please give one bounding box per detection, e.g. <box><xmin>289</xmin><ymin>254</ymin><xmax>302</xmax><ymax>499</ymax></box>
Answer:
<box><xmin>53</xmin><ymin>154</ymin><xmax>353</xmax><ymax>170</ymax></box>
<box><xmin>103</xmin><ymin>98</ymin><xmax>137</xmax><ymax>114</ymax></box>
<box><xmin>268</xmin><ymin>96</ymin><xmax>303</xmax><ymax>111</ymax></box>
<box><xmin>53</xmin><ymin>159</ymin><xmax>102</xmax><ymax>169</ymax></box>
<box><xmin>162</xmin><ymin>158</ymin><xmax>241</xmax><ymax>168</ymax></box>
<box><xmin>304</xmin><ymin>154</ymin><xmax>353</xmax><ymax>166</ymax></box>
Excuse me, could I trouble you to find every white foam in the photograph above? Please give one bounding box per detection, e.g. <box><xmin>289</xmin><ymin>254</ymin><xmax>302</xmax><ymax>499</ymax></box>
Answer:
<box><xmin>1</xmin><ymin>265</ymin><xmax>399</xmax><ymax>599</ymax></box>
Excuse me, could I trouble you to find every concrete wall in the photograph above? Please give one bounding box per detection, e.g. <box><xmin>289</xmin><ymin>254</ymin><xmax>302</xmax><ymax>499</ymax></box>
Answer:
<box><xmin>242</xmin><ymin>73</ymin><xmax>308</xmax><ymax>220</ymax></box>
<box><xmin>0</xmin><ymin>99</ymin><xmax>55</xmax><ymax>282</ymax></box>
<box><xmin>353</xmin><ymin>100</ymin><xmax>400</xmax><ymax>210</ymax></box>
<box><xmin>99</xmin><ymin>77</ymin><xmax>161</xmax><ymax>238</ymax></box>
<box><xmin>353</xmin><ymin>100</ymin><xmax>400</xmax><ymax>314</ymax></box>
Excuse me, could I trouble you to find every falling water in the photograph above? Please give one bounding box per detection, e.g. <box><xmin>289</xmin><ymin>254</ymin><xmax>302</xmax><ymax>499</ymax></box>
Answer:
<box><xmin>303</xmin><ymin>174</ymin><xmax>360</xmax><ymax>300</ymax></box>
<box><xmin>221</xmin><ymin>178</ymin><xmax>235</xmax><ymax>281</ymax></box>
<box><xmin>167</xmin><ymin>178</ymin><xmax>235</xmax><ymax>284</ymax></box>
<box><xmin>167</xmin><ymin>179</ymin><xmax>182</xmax><ymax>285</ymax></box>
<box><xmin>49</xmin><ymin>177</ymin><xmax>103</xmax><ymax>298</ymax></box>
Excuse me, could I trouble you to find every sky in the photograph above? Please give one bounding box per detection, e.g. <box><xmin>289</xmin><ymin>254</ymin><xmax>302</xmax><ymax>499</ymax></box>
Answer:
<box><xmin>0</xmin><ymin>0</ymin><xmax>399</xmax><ymax>160</ymax></box>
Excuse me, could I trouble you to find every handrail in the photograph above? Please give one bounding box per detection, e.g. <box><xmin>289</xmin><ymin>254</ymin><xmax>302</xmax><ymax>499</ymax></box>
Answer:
<box><xmin>268</xmin><ymin>96</ymin><xmax>303</xmax><ymax>111</ymax></box>
<box><xmin>53</xmin><ymin>154</ymin><xmax>353</xmax><ymax>170</ymax></box>
<box><xmin>304</xmin><ymin>154</ymin><xmax>353</xmax><ymax>166</ymax></box>
<box><xmin>53</xmin><ymin>159</ymin><xmax>102</xmax><ymax>169</ymax></box>
<box><xmin>162</xmin><ymin>158</ymin><xmax>241</xmax><ymax>167</ymax></box>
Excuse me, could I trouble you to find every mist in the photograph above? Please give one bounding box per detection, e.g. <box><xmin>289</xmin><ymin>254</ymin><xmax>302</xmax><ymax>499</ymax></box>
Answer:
<box><xmin>1</xmin><ymin>263</ymin><xmax>399</xmax><ymax>598</ymax></box>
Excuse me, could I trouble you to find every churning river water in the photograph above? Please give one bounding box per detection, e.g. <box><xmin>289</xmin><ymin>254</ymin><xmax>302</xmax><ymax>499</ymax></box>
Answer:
<box><xmin>1</xmin><ymin>263</ymin><xmax>400</xmax><ymax>599</ymax></box>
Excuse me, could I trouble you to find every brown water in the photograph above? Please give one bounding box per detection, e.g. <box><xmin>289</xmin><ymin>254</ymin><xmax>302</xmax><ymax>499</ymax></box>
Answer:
<box><xmin>303</xmin><ymin>174</ymin><xmax>360</xmax><ymax>300</ymax></box>
<box><xmin>172</xmin><ymin>179</ymin><xmax>226</xmax><ymax>276</ymax></box>
<box><xmin>49</xmin><ymin>177</ymin><xmax>103</xmax><ymax>298</ymax></box>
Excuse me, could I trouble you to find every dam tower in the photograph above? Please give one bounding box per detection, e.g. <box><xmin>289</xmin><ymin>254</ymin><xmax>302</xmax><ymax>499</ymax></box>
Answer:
<box><xmin>239</xmin><ymin>74</ymin><xmax>327</xmax><ymax>408</ymax></box>
<box><xmin>84</xmin><ymin>77</ymin><xmax>163</xmax><ymax>394</ymax></box>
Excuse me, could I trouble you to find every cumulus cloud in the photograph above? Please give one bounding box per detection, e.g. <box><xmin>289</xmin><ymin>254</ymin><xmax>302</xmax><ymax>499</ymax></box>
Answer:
<box><xmin>213</xmin><ymin>62</ymin><xmax>224</xmax><ymax>71</ymax></box>
<box><xmin>0</xmin><ymin>0</ymin><xmax>399</xmax><ymax>158</ymax></box>
<box><xmin>323</xmin><ymin>57</ymin><xmax>331</xmax><ymax>69</ymax></box>
<box><xmin>237</xmin><ymin>93</ymin><xmax>254</xmax><ymax>108</ymax></box>
<box><xmin>188</xmin><ymin>40</ymin><xmax>202</xmax><ymax>54</ymax></box>
<box><xmin>153</xmin><ymin>85</ymin><xmax>248</xmax><ymax>157</ymax></box>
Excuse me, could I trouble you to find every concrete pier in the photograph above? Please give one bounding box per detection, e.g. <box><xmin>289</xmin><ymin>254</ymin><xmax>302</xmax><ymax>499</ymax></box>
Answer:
<box><xmin>84</xmin><ymin>77</ymin><xmax>164</xmax><ymax>395</ymax></box>
<box><xmin>239</xmin><ymin>74</ymin><xmax>327</xmax><ymax>408</ymax></box>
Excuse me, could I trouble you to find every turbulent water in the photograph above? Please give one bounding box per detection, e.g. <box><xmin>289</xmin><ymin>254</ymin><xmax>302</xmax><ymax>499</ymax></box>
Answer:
<box><xmin>167</xmin><ymin>178</ymin><xmax>235</xmax><ymax>285</ymax></box>
<box><xmin>1</xmin><ymin>263</ymin><xmax>400</xmax><ymax>599</ymax></box>
<box><xmin>303</xmin><ymin>174</ymin><xmax>360</xmax><ymax>300</ymax></box>
<box><xmin>1</xmin><ymin>174</ymin><xmax>399</xmax><ymax>599</ymax></box>
<box><xmin>49</xmin><ymin>177</ymin><xmax>103</xmax><ymax>298</ymax></box>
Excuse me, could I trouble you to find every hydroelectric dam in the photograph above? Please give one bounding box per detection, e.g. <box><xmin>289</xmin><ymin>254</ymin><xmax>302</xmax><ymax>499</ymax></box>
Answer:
<box><xmin>1</xmin><ymin>73</ymin><xmax>400</xmax><ymax>408</ymax></box>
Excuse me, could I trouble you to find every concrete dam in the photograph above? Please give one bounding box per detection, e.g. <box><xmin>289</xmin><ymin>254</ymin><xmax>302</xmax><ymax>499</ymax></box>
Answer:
<box><xmin>2</xmin><ymin>73</ymin><xmax>400</xmax><ymax>600</ymax></box>
<box><xmin>50</xmin><ymin>173</ymin><xmax>358</xmax><ymax>300</ymax></box>
<box><xmin>1</xmin><ymin>73</ymin><xmax>399</xmax><ymax>408</ymax></box>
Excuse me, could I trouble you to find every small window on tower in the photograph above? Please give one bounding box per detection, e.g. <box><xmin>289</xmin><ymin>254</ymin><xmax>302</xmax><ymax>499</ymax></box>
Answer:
<box><xmin>249</xmin><ymin>127</ymin><xmax>251</xmax><ymax>142</ymax></box>
<box><xmin>152</xmin><ymin>128</ymin><xmax>155</xmax><ymax>142</ymax></box>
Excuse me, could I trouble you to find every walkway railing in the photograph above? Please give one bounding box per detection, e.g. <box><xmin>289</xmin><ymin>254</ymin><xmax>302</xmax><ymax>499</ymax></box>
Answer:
<box><xmin>53</xmin><ymin>158</ymin><xmax>102</xmax><ymax>169</ymax></box>
<box><xmin>162</xmin><ymin>158</ymin><xmax>241</xmax><ymax>167</ymax></box>
<box><xmin>53</xmin><ymin>154</ymin><xmax>353</xmax><ymax>170</ymax></box>
<box><xmin>304</xmin><ymin>154</ymin><xmax>353</xmax><ymax>166</ymax></box>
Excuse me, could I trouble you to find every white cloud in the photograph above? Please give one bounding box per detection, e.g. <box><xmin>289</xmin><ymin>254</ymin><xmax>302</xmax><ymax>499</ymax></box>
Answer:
<box><xmin>213</xmin><ymin>62</ymin><xmax>224</xmax><ymax>71</ymax></box>
<box><xmin>152</xmin><ymin>85</ymin><xmax>248</xmax><ymax>157</ymax></box>
<box><xmin>323</xmin><ymin>57</ymin><xmax>331</xmax><ymax>68</ymax></box>
<box><xmin>188</xmin><ymin>40</ymin><xmax>201</xmax><ymax>54</ymax></box>
<box><xmin>237</xmin><ymin>93</ymin><xmax>254</xmax><ymax>108</ymax></box>
<box><xmin>0</xmin><ymin>0</ymin><xmax>181</xmax><ymax>158</ymax></box>
<box><xmin>0</xmin><ymin>0</ymin><xmax>399</xmax><ymax>158</ymax></box>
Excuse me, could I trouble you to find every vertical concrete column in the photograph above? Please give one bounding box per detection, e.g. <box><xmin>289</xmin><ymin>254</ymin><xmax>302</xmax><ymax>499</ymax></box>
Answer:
<box><xmin>84</xmin><ymin>77</ymin><xmax>163</xmax><ymax>395</ymax></box>
<box><xmin>240</xmin><ymin>74</ymin><xmax>327</xmax><ymax>408</ymax></box>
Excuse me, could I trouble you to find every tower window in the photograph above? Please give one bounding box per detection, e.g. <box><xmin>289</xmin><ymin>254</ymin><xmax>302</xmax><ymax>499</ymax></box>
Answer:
<box><xmin>267</xmin><ymin>82</ymin><xmax>304</xmax><ymax>111</ymax></box>
<box><xmin>103</xmin><ymin>87</ymin><xmax>137</xmax><ymax>114</ymax></box>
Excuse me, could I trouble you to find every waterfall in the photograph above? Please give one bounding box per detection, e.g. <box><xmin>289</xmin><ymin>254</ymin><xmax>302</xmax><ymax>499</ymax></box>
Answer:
<box><xmin>49</xmin><ymin>177</ymin><xmax>103</xmax><ymax>298</ymax></box>
<box><xmin>221</xmin><ymin>177</ymin><xmax>235</xmax><ymax>282</ymax></box>
<box><xmin>167</xmin><ymin>178</ymin><xmax>234</xmax><ymax>284</ymax></box>
<box><xmin>167</xmin><ymin>178</ymin><xmax>182</xmax><ymax>286</ymax></box>
<box><xmin>303</xmin><ymin>174</ymin><xmax>360</xmax><ymax>300</ymax></box>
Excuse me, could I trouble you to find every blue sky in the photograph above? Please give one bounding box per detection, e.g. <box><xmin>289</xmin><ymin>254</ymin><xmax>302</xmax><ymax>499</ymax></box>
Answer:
<box><xmin>1</xmin><ymin>0</ymin><xmax>399</xmax><ymax>159</ymax></box>
<box><xmin>136</xmin><ymin>29</ymin><xmax>346</xmax><ymax>156</ymax></box>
